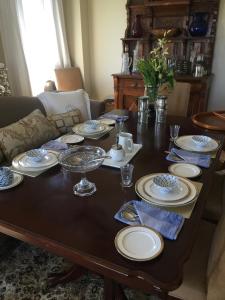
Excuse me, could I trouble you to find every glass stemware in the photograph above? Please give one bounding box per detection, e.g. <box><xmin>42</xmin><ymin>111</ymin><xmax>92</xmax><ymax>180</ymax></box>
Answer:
<box><xmin>58</xmin><ymin>146</ymin><xmax>106</xmax><ymax>197</ymax></box>
<box><xmin>170</xmin><ymin>125</ymin><xmax>180</xmax><ymax>142</ymax></box>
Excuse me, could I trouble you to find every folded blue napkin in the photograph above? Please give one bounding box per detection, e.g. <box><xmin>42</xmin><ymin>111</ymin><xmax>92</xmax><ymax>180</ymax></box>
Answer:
<box><xmin>114</xmin><ymin>200</ymin><xmax>184</xmax><ymax>240</ymax></box>
<box><xmin>166</xmin><ymin>147</ymin><xmax>211</xmax><ymax>168</ymax></box>
<box><xmin>41</xmin><ymin>140</ymin><xmax>68</xmax><ymax>151</ymax></box>
<box><xmin>99</xmin><ymin>112</ymin><xmax>128</xmax><ymax>121</ymax></box>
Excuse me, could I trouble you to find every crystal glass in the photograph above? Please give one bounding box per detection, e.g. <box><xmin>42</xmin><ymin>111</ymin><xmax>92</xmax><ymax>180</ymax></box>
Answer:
<box><xmin>58</xmin><ymin>146</ymin><xmax>106</xmax><ymax>197</ymax></box>
<box><xmin>120</xmin><ymin>163</ymin><xmax>134</xmax><ymax>187</ymax></box>
<box><xmin>170</xmin><ymin>125</ymin><xmax>180</xmax><ymax>142</ymax></box>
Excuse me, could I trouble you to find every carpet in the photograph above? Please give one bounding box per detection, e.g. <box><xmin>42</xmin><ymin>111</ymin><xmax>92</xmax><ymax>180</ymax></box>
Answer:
<box><xmin>0</xmin><ymin>242</ymin><xmax>160</xmax><ymax>300</ymax></box>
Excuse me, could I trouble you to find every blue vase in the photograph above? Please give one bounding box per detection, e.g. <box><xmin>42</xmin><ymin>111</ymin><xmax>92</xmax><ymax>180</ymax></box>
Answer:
<box><xmin>189</xmin><ymin>13</ymin><xmax>208</xmax><ymax>37</ymax></box>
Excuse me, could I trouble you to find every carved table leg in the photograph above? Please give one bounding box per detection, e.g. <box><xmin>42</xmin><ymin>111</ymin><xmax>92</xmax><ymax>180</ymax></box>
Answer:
<box><xmin>47</xmin><ymin>264</ymin><xmax>86</xmax><ymax>288</ymax></box>
<box><xmin>104</xmin><ymin>277</ymin><xmax>127</xmax><ymax>300</ymax></box>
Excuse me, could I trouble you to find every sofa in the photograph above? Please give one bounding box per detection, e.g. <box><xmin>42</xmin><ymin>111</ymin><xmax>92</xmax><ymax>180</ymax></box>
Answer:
<box><xmin>0</xmin><ymin>94</ymin><xmax>105</xmax><ymax>257</ymax></box>
<box><xmin>0</xmin><ymin>96</ymin><xmax>105</xmax><ymax>128</ymax></box>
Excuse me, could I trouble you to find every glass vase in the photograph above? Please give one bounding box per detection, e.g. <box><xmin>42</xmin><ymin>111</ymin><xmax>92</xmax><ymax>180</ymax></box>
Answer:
<box><xmin>189</xmin><ymin>13</ymin><xmax>208</xmax><ymax>37</ymax></box>
<box><xmin>131</xmin><ymin>15</ymin><xmax>143</xmax><ymax>38</ymax></box>
<box><xmin>155</xmin><ymin>95</ymin><xmax>167</xmax><ymax>123</ymax></box>
<box><xmin>144</xmin><ymin>85</ymin><xmax>157</xmax><ymax>120</ymax></box>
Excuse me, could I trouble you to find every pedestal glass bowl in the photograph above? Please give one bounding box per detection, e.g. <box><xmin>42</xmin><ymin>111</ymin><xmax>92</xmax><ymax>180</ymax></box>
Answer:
<box><xmin>58</xmin><ymin>146</ymin><xmax>106</xmax><ymax>197</ymax></box>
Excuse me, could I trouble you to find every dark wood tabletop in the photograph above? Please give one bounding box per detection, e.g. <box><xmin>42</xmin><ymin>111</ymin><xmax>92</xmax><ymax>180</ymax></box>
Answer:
<box><xmin>0</xmin><ymin>113</ymin><xmax>223</xmax><ymax>298</ymax></box>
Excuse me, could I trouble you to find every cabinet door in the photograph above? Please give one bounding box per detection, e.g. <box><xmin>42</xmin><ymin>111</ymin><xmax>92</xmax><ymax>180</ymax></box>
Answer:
<box><xmin>115</xmin><ymin>77</ymin><xmax>144</xmax><ymax>111</ymax></box>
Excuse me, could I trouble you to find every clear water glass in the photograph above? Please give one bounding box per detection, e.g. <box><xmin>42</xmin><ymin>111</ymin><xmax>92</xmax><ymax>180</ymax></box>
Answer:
<box><xmin>120</xmin><ymin>163</ymin><xmax>134</xmax><ymax>187</ymax></box>
<box><xmin>170</xmin><ymin>125</ymin><xmax>180</xmax><ymax>142</ymax></box>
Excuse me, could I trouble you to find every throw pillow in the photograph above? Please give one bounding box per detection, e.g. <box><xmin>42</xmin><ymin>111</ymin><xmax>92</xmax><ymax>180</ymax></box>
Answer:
<box><xmin>0</xmin><ymin>109</ymin><xmax>60</xmax><ymax>161</ymax></box>
<box><xmin>38</xmin><ymin>89</ymin><xmax>91</xmax><ymax>121</ymax></box>
<box><xmin>47</xmin><ymin>109</ymin><xmax>82</xmax><ymax>134</ymax></box>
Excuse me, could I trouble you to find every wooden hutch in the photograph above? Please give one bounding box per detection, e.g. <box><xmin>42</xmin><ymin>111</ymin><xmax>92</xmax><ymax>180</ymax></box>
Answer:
<box><xmin>112</xmin><ymin>0</ymin><xmax>220</xmax><ymax>116</ymax></box>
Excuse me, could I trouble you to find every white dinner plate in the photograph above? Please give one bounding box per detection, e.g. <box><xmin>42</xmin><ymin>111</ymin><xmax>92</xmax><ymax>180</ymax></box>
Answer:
<box><xmin>0</xmin><ymin>173</ymin><xmax>23</xmax><ymax>190</ymax></box>
<box><xmin>114</xmin><ymin>225</ymin><xmax>163</xmax><ymax>261</ymax></box>
<box><xmin>144</xmin><ymin>178</ymin><xmax>189</xmax><ymax>201</ymax></box>
<box><xmin>135</xmin><ymin>173</ymin><xmax>197</xmax><ymax>207</ymax></box>
<box><xmin>169</xmin><ymin>163</ymin><xmax>202</xmax><ymax>178</ymax></box>
<box><xmin>99</xmin><ymin>118</ymin><xmax>116</xmax><ymax>126</ymax></box>
<box><xmin>73</xmin><ymin>123</ymin><xmax>106</xmax><ymax>135</ymax></box>
<box><xmin>175</xmin><ymin>135</ymin><xmax>219</xmax><ymax>153</ymax></box>
<box><xmin>58</xmin><ymin>134</ymin><xmax>84</xmax><ymax>144</ymax></box>
<box><xmin>12</xmin><ymin>151</ymin><xmax>58</xmax><ymax>172</ymax></box>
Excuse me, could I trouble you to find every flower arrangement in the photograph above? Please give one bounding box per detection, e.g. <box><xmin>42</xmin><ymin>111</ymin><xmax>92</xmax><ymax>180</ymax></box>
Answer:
<box><xmin>137</xmin><ymin>31</ymin><xmax>174</xmax><ymax>100</ymax></box>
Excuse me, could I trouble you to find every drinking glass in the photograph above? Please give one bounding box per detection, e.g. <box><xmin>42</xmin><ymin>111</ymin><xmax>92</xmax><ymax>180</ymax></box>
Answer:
<box><xmin>120</xmin><ymin>163</ymin><xmax>134</xmax><ymax>187</ymax></box>
<box><xmin>170</xmin><ymin>125</ymin><xmax>180</xmax><ymax>142</ymax></box>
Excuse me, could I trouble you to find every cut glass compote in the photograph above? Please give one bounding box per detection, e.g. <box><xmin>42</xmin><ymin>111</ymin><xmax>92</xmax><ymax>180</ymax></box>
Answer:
<box><xmin>58</xmin><ymin>146</ymin><xmax>106</xmax><ymax>197</ymax></box>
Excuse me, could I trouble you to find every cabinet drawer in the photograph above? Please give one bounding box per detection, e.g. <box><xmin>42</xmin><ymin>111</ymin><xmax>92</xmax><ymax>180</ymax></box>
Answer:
<box><xmin>122</xmin><ymin>79</ymin><xmax>144</xmax><ymax>89</ymax></box>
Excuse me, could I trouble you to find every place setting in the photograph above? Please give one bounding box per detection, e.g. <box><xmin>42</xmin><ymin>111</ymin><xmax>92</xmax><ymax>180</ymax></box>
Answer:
<box><xmin>114</xmin><ymin>196</ymin><xmax>185</xmax><ymax>261</ymax></box>
<box><xmin>72</xmin><ymin>120</ymin><xmax>113</xmax><ymax>140</ymax></box>
<box><xmin>11</xmin><ymin>148</ymin><xmax>59</xmax><ymax>178</ymax></box>
<box><xmin>134</xmin><ymin>172</ymin><xmax>203</xmax><ymax>219</ymax></box>
<box><xmin>166</xmin><ymin>124</ymin><xmax>220</xmax><ymax>169</ymax></box>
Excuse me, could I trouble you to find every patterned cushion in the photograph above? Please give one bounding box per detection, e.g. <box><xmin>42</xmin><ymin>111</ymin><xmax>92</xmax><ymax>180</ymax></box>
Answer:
<box><xmin>47</xmin><ymin>109</ymin><xmax>82</xmax><ymax>134</ymax></box>
<box><xmin>0</xmin><ymin>109</ymin><xmax>60</xmax><ymax>161</ymax></box>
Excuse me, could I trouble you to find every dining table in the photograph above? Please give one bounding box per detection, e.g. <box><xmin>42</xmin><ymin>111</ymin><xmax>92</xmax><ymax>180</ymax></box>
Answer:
<box><xmin>0</xmin><ymin>112</ymin><xmax>224</xmax><ymax>300</ymax></box>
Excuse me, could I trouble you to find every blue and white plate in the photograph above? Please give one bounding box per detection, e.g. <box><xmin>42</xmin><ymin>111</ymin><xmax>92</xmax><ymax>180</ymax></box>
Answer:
<box><xmin>0</xmin><ymin>173</ymin><xmax>23</xmax><ymax>190</ymax></box>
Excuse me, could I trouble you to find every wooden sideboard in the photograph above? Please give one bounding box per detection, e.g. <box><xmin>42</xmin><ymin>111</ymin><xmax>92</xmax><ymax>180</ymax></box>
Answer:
<box><xmin>112</xmin><ymin>73</ymin><xmax>211</xmax><ymax>117</ymax></box>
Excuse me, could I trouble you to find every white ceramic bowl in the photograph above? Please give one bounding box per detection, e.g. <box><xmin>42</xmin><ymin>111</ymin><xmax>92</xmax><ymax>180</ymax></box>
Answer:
<box><xmin>26</xmin><ymin>149</ymin><xmax>47</xmax><ymax>162</ymax></box>
<box><xmin>153</xmin><ymin>174</ymin><xmax>178</xmax><ymax>193</ymax></box>
<box><xmin>192</xmin><ymin>135</ymin><xmax>211</xmax><ymax>147</ymax></box>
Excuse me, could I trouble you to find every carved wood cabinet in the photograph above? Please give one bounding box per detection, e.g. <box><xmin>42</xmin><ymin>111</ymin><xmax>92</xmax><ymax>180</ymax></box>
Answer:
<box><xmin>112</xmin><ymin>73</ymin><xmax>211</xmax><ymax>117</ymax></box>
<box><xmin>112</xmin><ymin>0</ymin><xmax>219</xmax><ymax>116</ymax></box>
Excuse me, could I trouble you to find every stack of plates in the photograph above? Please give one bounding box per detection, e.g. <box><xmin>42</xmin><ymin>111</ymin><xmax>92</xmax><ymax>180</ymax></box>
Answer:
<box><xmin>72</xmin><ymin>123</ymin><xmax>110</xmax><ymax>138</ymax></box>
<box><xmin>12</xmin><ymin>150</ymin><xmax>58</xmax><ymax>172</ymax></box>
<box><xmin>135</xmin><ymin>173</ymin><xmax>198</xmax><ymax>207</ymax></box>
<box><xmin>175</xmin><ymin>135</ymin><xmax>219</xmax><ymax>153</ymax></box>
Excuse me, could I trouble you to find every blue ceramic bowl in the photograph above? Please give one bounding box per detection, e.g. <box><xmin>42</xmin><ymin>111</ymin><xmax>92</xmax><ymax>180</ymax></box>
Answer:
<box><xmin>26</xmin><ymin>149</ymin><xmax>47</xmax><ymax>162</ymax></box>
<box><xmin>153</xmin><ymin>174</ymin><xmax>178</xmax><ymax>193</ymax></box>
<box><xmin>0</xmin><ymin>167</ymin><xmax>13</xmax><ymax>187</ymax></box>
<box><xmin>84</xmin><ymin>120</ymin><xmax>101</xmax><ymax>132</ymax></box>
<box><xmin>192</xmin><ymin>135</ymin><xmax>211</xmax><ymax>147</ymax></box>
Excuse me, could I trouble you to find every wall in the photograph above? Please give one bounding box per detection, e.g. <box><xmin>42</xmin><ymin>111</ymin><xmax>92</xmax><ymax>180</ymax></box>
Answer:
<box><xmin>63</xmin><ymin>0</ymin><xmax>92</xmax><ymax>94</ymax></box>
<box><xmin>63</xmin><ymin>0</ymin><xmax>126</xmax><ymax>100</ymax></box>
<box><xmin>208</xmin><ymin>0</ymin><xmax>225</xmax><ymax>110</ymax></box>
<box><xmin>0</xmin><ymin>34</ymin><xmax>5</xmax><ymax>63</ymax></box>
<box><xmin>87</xmin><ymin>0</ymin><xmax>127</xmax><ymax>100</ymax></box>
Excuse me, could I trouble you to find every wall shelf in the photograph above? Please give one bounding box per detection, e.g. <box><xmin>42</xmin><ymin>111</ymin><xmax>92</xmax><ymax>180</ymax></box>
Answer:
<box><xmin>144</xmin><ymin>0</ymin><xmax>190</xmax><ymax>6</ymax></box>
